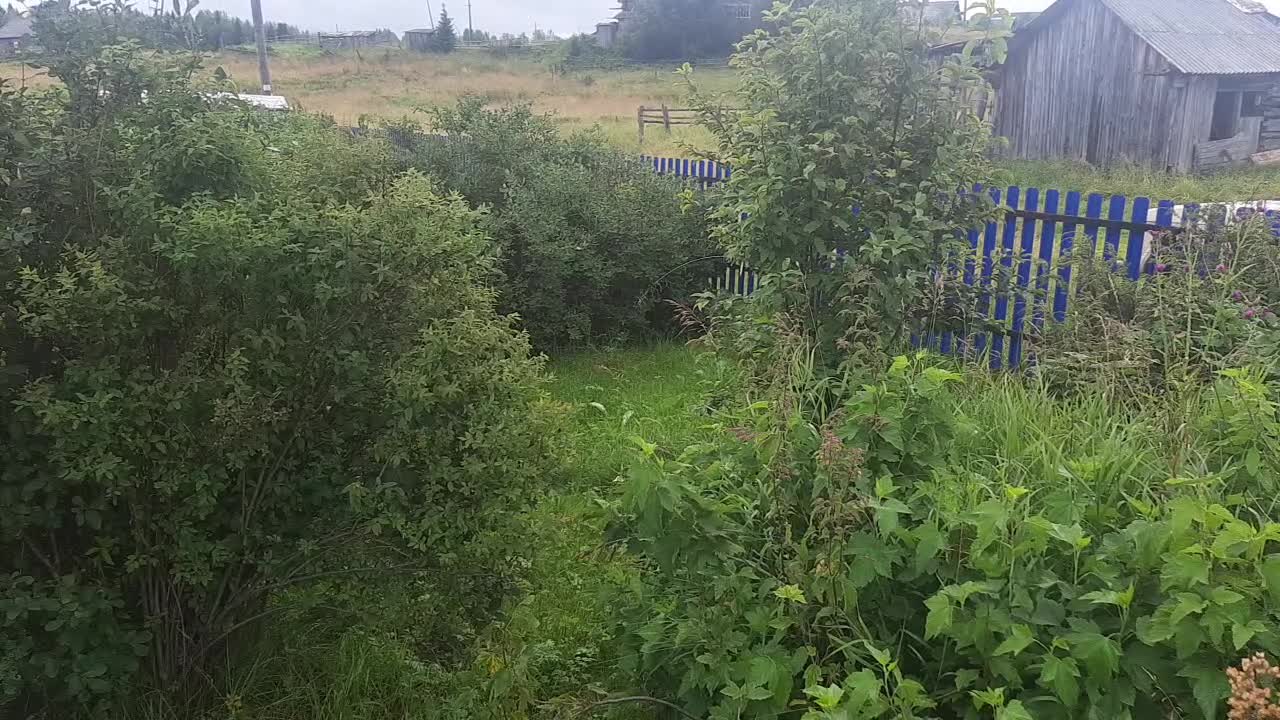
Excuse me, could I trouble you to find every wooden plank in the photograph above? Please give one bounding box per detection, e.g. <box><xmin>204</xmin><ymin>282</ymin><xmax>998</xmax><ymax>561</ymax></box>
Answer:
<box><xmin>1053</xmin><ymin>191</ymin><xmax>1082</xmax><ymax>322</ymax></box>
<box><xmin>1124</xmin><ymin>196</ymin><xmax>1151</xmax><ymax>280</ymax></box>
<box><xmin>1033</xmin><ymin>189</ymin><xmax>1060</xmax><ymax>329</ymax></box>
<box><xmin>1007</xmin><ymin>208</ymin><xmax>1180</xmax><ymax>234</ymax></box>
<box><xmin>974</xmin><ymin>188</ymin><xmax>1002</xmax><ymax>361</ymax></box>
<box><xmin>1103</xmin><ymin>194</ymin><xmax>1127</xmax><ymax>263</ymax></box>
<box><xmin>957</xmin><ymin>186</ymin><xmax>983</xmax><ymax>358</ymax></box>
<box><xmin>1009</xmin><ymin>187</ymin><xmax>1039</xmax><ymax>368</ymax></box>
<box><xmin>991</xmin><ymin>186</ymin><xmax>1021</xmax><ymax>370</ymax></box>
<box><xmin>1083</xmin><ymin>193</ymin><xmax>1105</xmax><ymax>258</ymax></box>
<box><xmin>1251</xmin><ymin>148</ymin><xmax>1280</xmax><ymax>166</ymax></box>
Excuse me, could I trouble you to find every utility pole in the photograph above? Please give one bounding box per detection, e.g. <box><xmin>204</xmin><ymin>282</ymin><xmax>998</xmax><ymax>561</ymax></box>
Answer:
<box><xmin>250</xmin><ymin>0</ymin><xmax>272</xmax><ymax>93</ymax></box>
<box><xmin>467</xmin><ymin>0</ymin><xmax>473</xmax><ymax>40</ymax></box>
<box><xmin>426</xmin><ymin>0</ymin><xmax>436</xmax><ymax>28</ymax></box>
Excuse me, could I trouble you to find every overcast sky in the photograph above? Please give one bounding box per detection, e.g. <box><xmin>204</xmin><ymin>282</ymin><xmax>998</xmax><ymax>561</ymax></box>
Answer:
<box><xmin>192</xmin><ymin>0</ymin><xmax>1280</xmax><ymax>37</ymax></box>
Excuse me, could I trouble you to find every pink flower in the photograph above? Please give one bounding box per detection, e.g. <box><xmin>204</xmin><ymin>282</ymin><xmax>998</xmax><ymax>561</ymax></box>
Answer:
<box><xmin>1155</xmin><ymin>263</ymin><xmax>1168</xmax><ymax>273</ymax></box>
<box><xmin>1217</xmin><ymin>264</ymin><xmax>1229</xmax><ymax>274</ymax></box>
<box><xmin>1245</xmin><ymin>308</ymin><xmax>1258</xmax><ymax>320</ymax></box>
<box><xmin>1233</xmin><ymin>291</ymin><xmax>1245</xmax><ymax>301</ymax></box>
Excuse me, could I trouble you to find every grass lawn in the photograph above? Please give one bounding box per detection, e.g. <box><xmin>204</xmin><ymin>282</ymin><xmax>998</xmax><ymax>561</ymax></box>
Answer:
<box><xmin>548</xmin><ymin>341</ymin><xmax>723</xmax><ymax>488</ymax></box>
<box><xmin>478</xmin><ymin>342</ymin><xmax>722</xmax><ymax>715</ymax></box>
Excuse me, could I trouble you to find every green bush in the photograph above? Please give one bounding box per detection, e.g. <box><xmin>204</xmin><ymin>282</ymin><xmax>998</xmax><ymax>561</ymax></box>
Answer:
<box><xmin>609</xmin><ymin>353</ymin><xmax>1280</xmax><ymax>720</ymax></box>
<box><xmin>688</xmin><ymin>0</ymin><xmax>1004</xmax><ymax>368</ymax></box>
<box><xmin>497</xmin><ymin>152</ymin><xmax>714</xmax><ymax>348</ymax></box>
<box><xmin>394</xmin><ymin>98</ymin><xmax>715</xmax><ymax>350</ymax></box>
<box><xmin>1</xmin><ymin>12</ymin><xmax>549</xmax><ymax>716</ymax></box>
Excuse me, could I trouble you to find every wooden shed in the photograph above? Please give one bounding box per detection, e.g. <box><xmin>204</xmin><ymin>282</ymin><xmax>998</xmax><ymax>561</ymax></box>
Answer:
<box><xmin>996</xmin><ymin>0</ymin><xmax>1280</xmax><ymax>172</ymax></box>
<box><xmin>403</xmin><ymin>28</ymin><xmax>437</xmax><ymax>52</ymax></box>
<box><xmin>0</xmin><ymin>16</ymin><xmax>33</xmax><ymax>58</ymax></box>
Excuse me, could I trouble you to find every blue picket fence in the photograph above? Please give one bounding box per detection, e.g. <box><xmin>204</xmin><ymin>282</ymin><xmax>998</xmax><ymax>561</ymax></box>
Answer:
<box><xmin>642</xmin><ymin>154</ymin><xmax>1280</xmax><ymax>370</ymax></box>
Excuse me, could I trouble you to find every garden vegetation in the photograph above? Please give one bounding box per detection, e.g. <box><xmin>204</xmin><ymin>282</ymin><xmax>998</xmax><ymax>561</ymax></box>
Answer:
<box><xmin>5</xmin><ymin>1</ymin><xmax>1280</xmax><ymax>719</ymax></box>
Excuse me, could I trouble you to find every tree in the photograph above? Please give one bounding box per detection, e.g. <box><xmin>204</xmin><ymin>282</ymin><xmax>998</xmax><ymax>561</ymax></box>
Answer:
<box><xmin>620</xmin><ymin>0</ymin><xmax>742</xmax><ymax>61</ymax></box>
<box><xmin>687</xmin><ymin>0</ymin><xmax>1002</xmax><ymax>364</ymax></box>
<box><xmin>432</xmin><ymin>4</ymin><xmax>456</xmax><ymax>52</ymax></box>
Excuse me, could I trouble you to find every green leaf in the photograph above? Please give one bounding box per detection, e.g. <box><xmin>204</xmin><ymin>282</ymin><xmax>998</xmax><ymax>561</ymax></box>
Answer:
<box><xmin>773</xmin><ymin>584</ymin><xmax>807</xmax><ymax>604</ymax></box>
<box><xmin>1178</xmin><ymin>664</ymin><xmax>1229</xmax><ymax>720</ymax></box>
<box><xmin>994</xmin><ymin>624</ymin><xmax>1035</xmax><ymax>657</ymax></box>
<box><xmin>721</xmin><ymin>681</ymin><xmax>744</xmax><ymax>699</ymax></box>
<box><xmin>925</xmin><ymin>594</ymin><xmax>953</xmax><ymax>639</ymax></box>
<box><xmin>1066</xmin><ymin>632</ymin><xmax>1120</xmax><ymax>682</ymax></box>
<box><xmin>1262</xmin><ymin>556</ymin><xmax>1280</xmax><ymax>604</ymax></box>
<box><xmin>804</xmin><ymin>684</ymin><xmax>844</xmax><ymax>711</ymax></box>
<box><xmin>1232</xmin><ymin>620</ymin><xmax>1268</xmax><ymax>650</ymax></box>
<box><xmin>997</xmin><ymin>699</ymin><xmax>1034</xmax><ymax>720</ymax></box>
<box><xmin>866</xmin><ymin>644</ymin><xmax>892</xmax><ymax>667</ymax></box>
<box><xmin>874</xmin><ymin>475</ymin><xmax>897</xmax><ymax>499</ymax></box>
<box><xmin>1209</xmin><ymin>588</ymin><xmax>1244</xmax><ymax>605</ymax></box>
<box><xmin>970</xmin><ymin>687</ymin><xmax>1006</xmax><ymax>711</ymax></box>
<box><xmin>1031</xmin><ymin>597</ymin><xmax>1066</xmax><ymax>626</ymax></box>
<box><xmin>1169</xmin><ymin>593</ymin><xmax>1208</xmax><ymax>625</ymax></box>
<box><xmin>746</xmin><ymin>684</ymin><xmax>773</xmax><ymax>700</ymax></box>
<box><xmin>1049</xmin><ymin>522</ymin><xmax>1090</xmax><ymax>550</ymax></box>
<box><xmin>1162</xmin><ymin>551</ymin><xmax>1211</xmax><ymax>590</ymax></box>
<box><xmin>1246</xmin><ymin>448</ymin><xmax>1262</xmax><ymax>477</ymax></box>
<box><xmin>954</xmin><ymin>669</ymin><xmax>980</xmax><ymax>690</ymax></box>
<box><xmin>1038</xmin><ymin>654</ymin><xmax>1080</xmax><ymax>707</ymax></box>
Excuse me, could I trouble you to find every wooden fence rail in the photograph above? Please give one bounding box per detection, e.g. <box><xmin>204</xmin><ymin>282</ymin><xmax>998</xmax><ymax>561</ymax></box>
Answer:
<box><xmin>641</xmin><ymin>154</ymin><xmax>1280</xmax><ymax>370</ymax></box>
<box><xmin>637</xmin><ymin>106</ymin><xmax>701</xmax><ymax>142</ymax></box>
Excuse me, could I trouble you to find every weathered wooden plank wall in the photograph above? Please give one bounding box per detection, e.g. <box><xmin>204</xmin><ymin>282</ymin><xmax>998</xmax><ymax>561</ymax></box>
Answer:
<box><xmin>1195</xmin><ymin>116</ymin><xmax>1264</xmax><ymax>171</ymax></box>
<box><xmin>997</xmin><ymin>0</ymin><xmax>1196</xmax><ymax>170</ymax></box>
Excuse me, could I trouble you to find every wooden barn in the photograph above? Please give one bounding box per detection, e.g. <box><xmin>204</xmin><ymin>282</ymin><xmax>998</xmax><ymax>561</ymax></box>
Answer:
<box><xmin>995</xmin><ymin>0</ymin><xmax>1280</xmax><ymax>172</ymax></box>
<box><xmin>0</xmin><ymin>16</ymin><xmax>33</xmax><ymax>58</ymax></box>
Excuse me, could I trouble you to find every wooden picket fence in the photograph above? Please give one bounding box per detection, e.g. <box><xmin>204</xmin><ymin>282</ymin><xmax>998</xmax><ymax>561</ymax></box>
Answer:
<box><xmin>642</xmin><ymin>154</ymin><xmax>1280</xmax><ymax>370</ymax></box>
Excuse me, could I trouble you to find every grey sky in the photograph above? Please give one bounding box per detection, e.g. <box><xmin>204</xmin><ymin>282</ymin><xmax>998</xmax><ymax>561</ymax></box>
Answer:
<box><xmin>193</xmin><ymin>0</ymin><xmax>1280</xmax><ymax>38</ymax></box>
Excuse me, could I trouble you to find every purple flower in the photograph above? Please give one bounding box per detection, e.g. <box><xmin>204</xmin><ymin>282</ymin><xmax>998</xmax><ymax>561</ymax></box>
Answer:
<box><xmin>1217</xmin><ymin>264</ymin><xmax>1229</xmax><ymax>274</ymax></box>
<box><xmin>1233</xmin><ymin>290</ymin><xmax>1245</xmax><ymax>301</ymax></box>
<box><xmin>1155</xmin><ymin>263</ymin><xmax>1169</xmax><ymax>273</ymax></box>
<box><xmin>1245</xmin><ymin>308</ymin><xmax>1258</xmax><ymax>320</ymax></box>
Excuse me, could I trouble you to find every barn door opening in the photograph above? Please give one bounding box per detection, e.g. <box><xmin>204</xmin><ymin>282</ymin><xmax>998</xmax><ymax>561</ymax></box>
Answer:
<box><xmin>1210</xmin><ymin>91</ymin><xmax>1243</xmax><ymax>140</ymax></box>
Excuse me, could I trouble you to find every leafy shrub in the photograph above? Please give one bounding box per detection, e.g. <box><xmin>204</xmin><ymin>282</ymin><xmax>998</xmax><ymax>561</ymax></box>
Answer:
<box><xmin>393</xmin><ymin>98</ymin><xmax>715</xmax><ymax>349</ymax></box>
<box><xmin>688</xmin><ymin>0</ymin><xmax>1004</xmax><ymax>368</ymax></box>
<box><xmin>609</xmin><ymin>353</ymin><xmax>1280</xmax><ymax>720</ymax></box>
<box><xmin>497</xmin><ymin>151</ymin><xmax>714</xmax><ymax>348</ymax></box>
<box><xmin>1</xmin><ymin>13</ymin><xmax>549</xmax><ymax>716</ymax></box>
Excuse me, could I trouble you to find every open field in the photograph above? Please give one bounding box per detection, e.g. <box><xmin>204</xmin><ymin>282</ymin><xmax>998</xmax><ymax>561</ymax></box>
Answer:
<box><xmin>212</xmin><ymin>47</ymin><xmax>731</xmax><ymax>155</ymax></box>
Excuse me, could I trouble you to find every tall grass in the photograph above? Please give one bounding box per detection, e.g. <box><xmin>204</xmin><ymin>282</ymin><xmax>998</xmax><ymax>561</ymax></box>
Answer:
<box><xmin>995</xmin><ymin>159</ymin><xmax>1280</xmax><ymax>202</ymax></box>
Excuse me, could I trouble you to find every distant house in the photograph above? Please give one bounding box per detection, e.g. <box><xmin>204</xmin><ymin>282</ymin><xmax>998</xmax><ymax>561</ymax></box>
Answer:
<box><xmin>599</xmin><ymin>0</ymin><xmax>772</xmax><ymax>45</ymax></box>
<box><xmin>318</xmin><ymin>29</ymin><xmax>397</xmax><ymax>50</ymax></box>
<box><xmin>0</xmin><ymin>16</ymin><xmax>33</xmax><ymax>58</ymax></box>
<box><xmin>996</xmin><ymin>0</ymin><xmax>1280</xmax><ymax>172</ymax></box>
<box><xmin>903</xmin><ymin>1</ymin><xmax>961</xmax><ymax>26</ymax></box>
<box><xmin>594</xmin><ymin>21</ymin><xmax>619</xmax><ymax>49</ymax></box>
<box><xmin>403</xmin><ymin>28</ymin><xmax>437</xmax><ymax>52</ymax></box>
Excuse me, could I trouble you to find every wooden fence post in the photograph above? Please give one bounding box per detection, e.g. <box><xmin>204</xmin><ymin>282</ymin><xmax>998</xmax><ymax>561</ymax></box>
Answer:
<box><xmin>662</xmin><ymin>104</ymin><xmax>671</xmax><ymax>134</ymax></box>
<box><xmin>637</xmin><ymin>105</ymin><xmax>645</xmax><ymax>143</ymax></box>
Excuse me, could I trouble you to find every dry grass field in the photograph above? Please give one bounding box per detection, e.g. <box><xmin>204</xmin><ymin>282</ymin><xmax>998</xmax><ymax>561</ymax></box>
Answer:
<box><xmin>1</xmin><ymin>45</ymin><xmax>734</xmax><ymax>154</ymax></box>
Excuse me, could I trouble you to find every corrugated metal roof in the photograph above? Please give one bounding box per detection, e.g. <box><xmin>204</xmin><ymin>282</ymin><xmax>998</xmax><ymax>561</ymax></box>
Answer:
<box><xmin>1099</xmin><ymin>0</ymin><xmax>1280</xmax><ymax>75</ymax></box>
